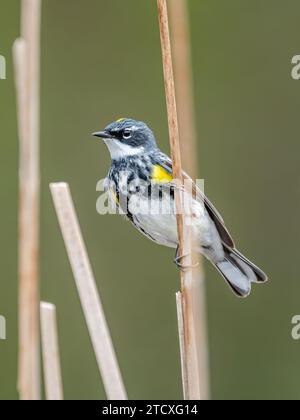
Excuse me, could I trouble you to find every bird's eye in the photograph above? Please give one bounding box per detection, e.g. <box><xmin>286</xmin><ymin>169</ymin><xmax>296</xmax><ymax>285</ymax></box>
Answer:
<box><xmin>123</xmin><ymin>129</ymin><xmax>132</xmax><ymax>139</ymax></box>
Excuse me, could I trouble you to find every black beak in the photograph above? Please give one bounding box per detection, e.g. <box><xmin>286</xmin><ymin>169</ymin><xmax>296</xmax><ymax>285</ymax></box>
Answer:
<box><xmin>92</xmin><ymin>131</ymin><xmax>111</xmax><ymax>139</ymax></box>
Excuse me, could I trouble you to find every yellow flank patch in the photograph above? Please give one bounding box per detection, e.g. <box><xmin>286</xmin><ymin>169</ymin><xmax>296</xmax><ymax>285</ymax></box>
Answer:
<box><xmin>117</xmin><ymin>118</ymin><xmax>127</xmax><ymax>123</ymax></box>
<box><xmin>110</xmin><ymin>189</ymin><xmax>119</xmax><ymax>204</ymax></box>
<box><xmin>151</xmin><ymin>165</ymin><xmax>173</xmax><ymax>183</ymax></box>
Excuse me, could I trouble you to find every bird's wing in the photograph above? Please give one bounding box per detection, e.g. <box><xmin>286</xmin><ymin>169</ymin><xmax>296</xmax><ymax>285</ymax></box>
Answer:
<box><xmin>154</xmin><ymin>153</ymin><xmax>235</xmax><ymax>248</ymax></box>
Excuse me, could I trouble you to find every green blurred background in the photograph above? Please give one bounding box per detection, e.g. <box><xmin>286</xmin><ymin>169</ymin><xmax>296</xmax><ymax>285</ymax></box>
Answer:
<box><xmin>1</xmin><ymin>0</ymin><xmax>300</xmax><ymax>400</ymax></box>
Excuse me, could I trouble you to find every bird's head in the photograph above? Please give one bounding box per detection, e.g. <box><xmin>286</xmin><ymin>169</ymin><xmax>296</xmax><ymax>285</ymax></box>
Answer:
<box><xmin>93</xmin><ymin>118</ymin><xmax>157</xmax><ymax>160</ymax></box>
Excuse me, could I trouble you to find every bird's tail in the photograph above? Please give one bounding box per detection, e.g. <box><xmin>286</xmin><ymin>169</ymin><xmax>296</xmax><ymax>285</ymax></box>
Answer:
<box><xmin>215</xmin><ymin>245</ymin><xmax>268</xmax><ymax>298</ymax></box>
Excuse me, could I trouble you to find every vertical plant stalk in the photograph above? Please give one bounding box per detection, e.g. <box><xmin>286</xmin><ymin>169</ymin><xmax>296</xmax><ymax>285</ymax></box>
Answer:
<box><xmin>50</xmin><ymin>183</ymin><xmax>127</xmax><ymax>400</ymax></box>
<box><xmin>168</xmin><ymin>0</ymin><xmax>197</xmax><ymax>178</ymax></box>
<box><xmin>13</xmin><ymin>0</ymin><xmax>42</xmax><ymax>400</ymax></box>
<box><xmin>176</xmin><ymin>292</ymin><xmax>188</xmax><ymax>399</ymax></box>
<box><xmin>157</xmin><ymin>0</ymin><xmax>202</xmax><ymax>400</ymax></box>
<box><xmin>169</xmin><ymin>0</ymin><xmax>210</xmax><ymax>400</ymax></box>
<box><xmin>40</xmin><ymin>302</ymin><xmax>64</xmax><ymax>400</ymax></box>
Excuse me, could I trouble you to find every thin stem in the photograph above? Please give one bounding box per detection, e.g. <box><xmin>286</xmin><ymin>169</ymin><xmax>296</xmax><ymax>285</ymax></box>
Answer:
<box><xmin>157</xmin><ymin>0</ymin><xmax>202</xmax><ymax>400</ymax></box>
<box><xmin>40</xmin><ymin>302</ymin><xmax>64</xmax><ymax>400</ymax></box>
<box><xmin>50</xmin><ymin>183</ymin><xmax>127</xmax><ymax>400</ymax></box>
<box><xmin>169</xmin><ymin>0</ymin><xmax>210</xmax><ymax>400</ymax></box>
<box><xmin>14</xmin><ymin>0</ymin><xmax>42</xmax><ymax>400</ymax></box>
<box><xmin>168</xmin><ymin>0</ymin><xmax>198</xmax><ymax>179</ymax></box>
<box><xmin>176</xmin><ymin>292</ymin><xmax>188</xmax><ymax>399</ymax></box>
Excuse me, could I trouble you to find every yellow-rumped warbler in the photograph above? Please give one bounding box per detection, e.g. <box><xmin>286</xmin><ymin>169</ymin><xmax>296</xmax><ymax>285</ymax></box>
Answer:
<box><xmin>93</xmin><ymin>118</ymin><xmax>267</xmax><ymax>297</ymax></box>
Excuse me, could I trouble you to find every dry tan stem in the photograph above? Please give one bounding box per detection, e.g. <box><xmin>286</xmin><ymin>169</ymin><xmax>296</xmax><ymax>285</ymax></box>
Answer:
<box><xmin>168</xmin><ymin>0</ymin><xmax>210</xmax><ymax>400</ymax></box>
<box><xmin>14</xmin><ymin>0</ymin><xmax>42</xmax><ymax>400</ymax></box>
<box><xmin>157</xmin><ymin>0</ymin><xmax>203</xmax><ymax>399</ymax></box>
<box><xmin>50</xmin><ymin>183</ymin><xmax>127</xmax><ymax>400</ymax></box>
<box><xmin>40</xmin><ymin>302</ymin><xmax>64</xmax><ymax>400</ymax></box>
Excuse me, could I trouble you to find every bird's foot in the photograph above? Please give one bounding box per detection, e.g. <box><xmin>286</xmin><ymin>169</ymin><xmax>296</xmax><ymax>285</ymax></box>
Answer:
<box><xmin>174</xmin><ymin>247</ymin><xmax>199</xmax><ymax>272</ymax></box>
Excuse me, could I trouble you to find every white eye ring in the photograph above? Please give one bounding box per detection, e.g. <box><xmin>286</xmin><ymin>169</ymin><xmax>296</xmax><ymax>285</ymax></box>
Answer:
<box><xmin>123</xmin><ymin>129</ymin><xmax>132</xmax><ymax>139</ymax></box>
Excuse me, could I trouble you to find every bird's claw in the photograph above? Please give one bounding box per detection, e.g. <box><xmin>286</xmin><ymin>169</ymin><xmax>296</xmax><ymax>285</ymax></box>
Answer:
<box><xmin>174</xmin><ymin>248</ymin><xmax>199</xmax><ymax>272</ymax></box>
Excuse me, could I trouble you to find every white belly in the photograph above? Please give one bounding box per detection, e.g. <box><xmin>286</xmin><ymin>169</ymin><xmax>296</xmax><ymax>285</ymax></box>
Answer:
<box><xmin>128</xmin><ymin>194</ymin><xmax>214</xmax><ymax>249</ymax></box>
<box><xmin>133</xmin><ymin>211</ymin><xmax>178</xmax><ymax>248</ymax></box>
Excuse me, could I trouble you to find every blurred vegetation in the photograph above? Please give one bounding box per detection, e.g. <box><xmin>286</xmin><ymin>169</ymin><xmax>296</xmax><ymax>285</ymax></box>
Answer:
<box><xmin>0</xmin><ymin>0</ymin><xmax>300</xmax><ymax>400</ymax></box>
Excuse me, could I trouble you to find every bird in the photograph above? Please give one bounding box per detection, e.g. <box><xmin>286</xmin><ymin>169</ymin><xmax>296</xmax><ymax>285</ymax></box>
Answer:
<box><xmin>93</xmin><ymin>118</ymin><xmax>268</xmax><ymax>297</ymax></box>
